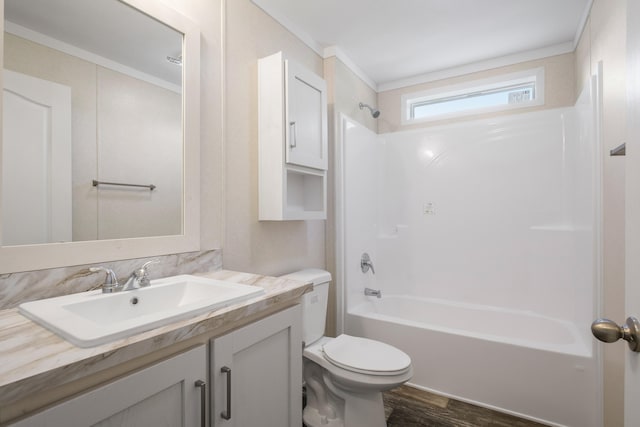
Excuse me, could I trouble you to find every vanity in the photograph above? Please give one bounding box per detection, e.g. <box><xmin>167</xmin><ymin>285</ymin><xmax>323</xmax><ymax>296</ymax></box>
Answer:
<box><xmin>0</xmin><ymin>0</ymin><xmax>311</xmax><ymax>424</ymax></box>
<box><xmin>0</xmin><ymin>270</ymin><xmax>311</xmax><ymax>426</ymax></box>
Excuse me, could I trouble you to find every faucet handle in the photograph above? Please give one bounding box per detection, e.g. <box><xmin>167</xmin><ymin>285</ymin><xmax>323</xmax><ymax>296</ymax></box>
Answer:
<box><xmin>141</xmin><ymin>259</ymin><xmax>159</xmax><ymax>271</ymax></box>
<box><xmin>136</xmin><ymin>259</ymin><xmax>159</xmax><ymax>287</ymax></box>
<box><xmin>360</xmin><ymin>253</ymin><xmax>375</xmax><ymax>274</ymax></box>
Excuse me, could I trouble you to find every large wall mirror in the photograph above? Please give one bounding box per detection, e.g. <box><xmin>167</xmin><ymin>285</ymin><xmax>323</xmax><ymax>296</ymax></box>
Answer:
<box><xmin>0</xmin><ymin>0</ymin><xmax>200</xmax><ymax>273</ymax></box>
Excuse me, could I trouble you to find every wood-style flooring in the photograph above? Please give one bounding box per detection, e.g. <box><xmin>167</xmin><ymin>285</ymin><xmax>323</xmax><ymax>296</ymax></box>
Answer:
<box><xmin>383</xmin><ymin>385</ymin><xmax>549</xmax><ymax>427</ymax></box>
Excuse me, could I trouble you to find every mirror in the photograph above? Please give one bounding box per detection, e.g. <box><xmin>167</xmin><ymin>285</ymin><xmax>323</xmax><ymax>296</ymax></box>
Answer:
<box><xmin>4</xmin><ymin>0</ymin><xmax>183</xmax><ymax>244</ymax></box>
<box><xmin>0</xmin><ymin>0</ymin><xmax>201</xmax><ymax>272</ymax></box>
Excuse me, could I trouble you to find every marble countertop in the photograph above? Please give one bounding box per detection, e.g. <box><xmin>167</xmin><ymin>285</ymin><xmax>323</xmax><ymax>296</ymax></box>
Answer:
<box><xmin>0</xmin><ymin>270</ymin><xmax>311</xmax><ymax>411</ymax></box>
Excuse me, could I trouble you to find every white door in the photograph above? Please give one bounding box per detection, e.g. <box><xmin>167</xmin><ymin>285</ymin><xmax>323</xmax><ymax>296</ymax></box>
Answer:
<box><xmin>2</xmin><ymin>70</ymin><xmax>72</xmax><ymax>245</ymax></box>
<box><xmin>625</xmin><ymin>0</ymin><xmax>640</xmax><ymax>424</ymax></box>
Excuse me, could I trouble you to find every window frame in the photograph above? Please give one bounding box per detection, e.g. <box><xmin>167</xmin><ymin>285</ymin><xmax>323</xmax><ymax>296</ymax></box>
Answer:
<box><xmin>401</xmin><ymin>67</ymin><xmax>545</xmax><ymax>124</ymax></box>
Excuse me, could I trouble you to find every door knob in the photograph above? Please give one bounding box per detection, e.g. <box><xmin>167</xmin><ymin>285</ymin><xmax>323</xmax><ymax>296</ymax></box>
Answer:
<box><xmin>591</xmin><ymin>317</ymin><xmax>640</xmax><ymax>352</ymax></box>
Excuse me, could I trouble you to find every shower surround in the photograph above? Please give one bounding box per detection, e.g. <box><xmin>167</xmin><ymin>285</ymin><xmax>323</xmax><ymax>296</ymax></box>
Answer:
<box><xmin>336</xmin><ymin>82</ymin><xmax>601</xmax><ymax>427</ymax></box>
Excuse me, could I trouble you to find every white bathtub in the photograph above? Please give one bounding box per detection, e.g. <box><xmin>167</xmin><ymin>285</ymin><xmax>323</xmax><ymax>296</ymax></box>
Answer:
<box><xmin>346</xmin><ymin>296</ymin><xmax>600</xmax><ymax>427</ymax></box>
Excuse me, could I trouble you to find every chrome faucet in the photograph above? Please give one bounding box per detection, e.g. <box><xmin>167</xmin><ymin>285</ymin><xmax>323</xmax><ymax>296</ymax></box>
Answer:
<box><xmin>364</xmin><ymin>288</ymin><xmax>382</xmax><ymax>298</ymax></box>
<box><xmin>360</xmin><ymin>253</ymin><xmax>375</xmax><ymax>274</ymax></box>
<box><xmin>121</xmin><ymin>260</ymin><xmax>158</xmax><ymax>291</ymax></box>
<box><xmin>90</xmin><ymin>260</ymin><xmax>158</xmax><ymax>293</ymax></box>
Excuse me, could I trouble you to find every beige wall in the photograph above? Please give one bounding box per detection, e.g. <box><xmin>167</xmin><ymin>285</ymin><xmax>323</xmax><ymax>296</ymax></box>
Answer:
<box><xmin>324</xmin><ymin>56</ymin><xmax>378</xmax><ymax>134</ymax></box>
<box><xmin>324</xmin><ymin>56</ymin><xmax>378</xmax><ymax>336</ymax></box>
<box><xmin>377</xmin><ymin>53</ymin><xmax>575</xmax><ymax>133</ymax></box>
<box><xmin>222</xmin><ymin>0</ymin><xmax>326</xmax><ymax>275</ymax></box>
<box><xmin>575</xmin><ymin>1</ymin><xmax>627</xmax><ymax>426</ymax></box>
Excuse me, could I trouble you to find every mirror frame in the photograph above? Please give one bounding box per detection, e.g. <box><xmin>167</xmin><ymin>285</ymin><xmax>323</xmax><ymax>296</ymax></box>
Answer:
<box><xmin>0</xmin><ymin>0</ymin><xmax>201</xmax><ymax>273</ymax></box>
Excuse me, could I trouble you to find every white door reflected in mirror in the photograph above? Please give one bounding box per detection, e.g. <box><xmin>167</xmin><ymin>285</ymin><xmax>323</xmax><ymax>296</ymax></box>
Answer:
<box><xmin>2</xmin><ymin>70</ymin><xmax>71</xmax><ymax>245</ymax></box>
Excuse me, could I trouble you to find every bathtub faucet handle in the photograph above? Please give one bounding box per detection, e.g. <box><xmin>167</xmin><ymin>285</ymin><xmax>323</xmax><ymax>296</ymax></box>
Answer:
<box><xmin>361</xmin><ymin>253</ymin><xmax>375</xmax><ymax>274</ymax></box>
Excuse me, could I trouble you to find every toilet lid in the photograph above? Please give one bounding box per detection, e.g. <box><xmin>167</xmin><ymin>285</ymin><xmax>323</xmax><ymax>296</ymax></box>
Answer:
<box><xmin>322</xmin><ymin>334</ymin><xmax>411</xmax><ymax>376</ymax></box>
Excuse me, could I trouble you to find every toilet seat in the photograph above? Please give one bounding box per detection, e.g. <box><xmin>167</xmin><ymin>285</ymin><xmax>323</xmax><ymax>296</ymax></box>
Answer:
<box><xmin>304</xmin><ymin>336</ymin><xmax>413</xmax><ymax>393</ymax></box>
<box><xmin>322</xmin><ymin>334</ymin><xmax>411</xmax><ymax>376</ymax></box>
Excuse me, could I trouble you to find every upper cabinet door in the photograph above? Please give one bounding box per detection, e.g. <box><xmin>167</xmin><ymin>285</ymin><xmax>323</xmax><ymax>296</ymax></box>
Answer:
<box><xmin>285</xmin><ymin>60</ymin><xmax>328</xmax><ymax>170</ymax></box>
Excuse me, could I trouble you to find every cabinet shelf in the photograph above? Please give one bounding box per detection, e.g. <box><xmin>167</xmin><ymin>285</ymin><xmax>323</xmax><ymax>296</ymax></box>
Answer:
<box><xmin>284</xmin><ymin>168</ymin><xmax>326</xmax><ymax>219</ymax></box>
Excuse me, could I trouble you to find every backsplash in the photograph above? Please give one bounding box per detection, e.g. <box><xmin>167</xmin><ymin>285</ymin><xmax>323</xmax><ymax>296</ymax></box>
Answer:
<box><xmin>0</xmin><ymin>250</ymin><xmax>222</xmax><ymax>310</ymax></box>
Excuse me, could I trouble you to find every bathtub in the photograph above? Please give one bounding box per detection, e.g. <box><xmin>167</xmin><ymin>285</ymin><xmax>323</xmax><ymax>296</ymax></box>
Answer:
<box><xmin>346</xmin><ymin>296</ymin><xmax>600</xmax><ymax>427</ymax></box>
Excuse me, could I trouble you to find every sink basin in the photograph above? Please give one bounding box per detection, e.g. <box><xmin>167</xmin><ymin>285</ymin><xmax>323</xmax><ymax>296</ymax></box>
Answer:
<box><xmin>18</xmin><ymin>275</ymin><xmax>265</xmax><ymax>347</ymax></box>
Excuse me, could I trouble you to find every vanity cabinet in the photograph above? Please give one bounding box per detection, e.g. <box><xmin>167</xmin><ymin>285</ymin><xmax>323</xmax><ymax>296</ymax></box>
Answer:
<box><xmin>258</xmin><ymin>51</ymin><xmax>327</xmax><ymax>220</ymax></box>
<box><xmin>210</xmin><ymin>305</ymin><xmax>302</xmax><ymax>427</ymax></box>
<box><xmin>10</xmin><ymin>345</ymin><xmax>207</xmax><ymax>427</ymax></box>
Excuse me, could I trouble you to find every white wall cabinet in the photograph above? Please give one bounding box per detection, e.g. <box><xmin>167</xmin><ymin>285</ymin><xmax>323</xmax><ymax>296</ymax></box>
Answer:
<box><xmin>10</xmin><ymin>345</ymin><xmax>207</xmax><ymax>427</ymax></box>
<box><xmin>210</xmin><ymin>305</ymin><xmax>302</xmax><ymax>427</ymax></box>
<box><xmin>258</xmin><ymin>51</ymin><xmax>327</xmax><ymax>220</ymax></box>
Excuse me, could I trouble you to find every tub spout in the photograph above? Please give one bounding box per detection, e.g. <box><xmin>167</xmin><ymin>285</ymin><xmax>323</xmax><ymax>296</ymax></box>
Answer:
<box><xmin>365</xmin><ymin>287</ymin><xmax>382</xmax><ymax>298</ymax></box>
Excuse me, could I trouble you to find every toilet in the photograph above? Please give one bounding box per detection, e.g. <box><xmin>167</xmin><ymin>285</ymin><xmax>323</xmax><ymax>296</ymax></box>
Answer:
<box><xmin>282</xmin><ymin>269</ymin><xmax>412</xmax><ymax>427</ymax></box>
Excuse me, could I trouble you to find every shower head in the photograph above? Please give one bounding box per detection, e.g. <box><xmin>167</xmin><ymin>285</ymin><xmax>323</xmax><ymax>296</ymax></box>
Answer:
<box><xmin>359</xmin><ymin>102</ymin><xmax>380</xmax><ymax>118</ymax></box>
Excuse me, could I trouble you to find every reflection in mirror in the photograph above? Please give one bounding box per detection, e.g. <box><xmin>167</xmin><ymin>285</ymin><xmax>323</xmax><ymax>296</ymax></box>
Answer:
<box><xmin>3</xmin><ymin>0</ymin><xmax>184</xmax><ymax>246</ymax></box>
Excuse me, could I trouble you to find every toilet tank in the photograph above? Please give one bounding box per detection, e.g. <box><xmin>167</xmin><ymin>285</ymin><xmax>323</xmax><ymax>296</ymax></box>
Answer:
<box><xmin>280</xmin><ymin>269</ymin><xmax>331</xmax><ymax>345</ymax></box>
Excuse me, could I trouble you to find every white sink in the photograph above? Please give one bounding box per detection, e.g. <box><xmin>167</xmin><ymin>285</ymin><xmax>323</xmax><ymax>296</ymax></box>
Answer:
<box><xmin>19</xmin><ymin>275</ymin><xmax>265</xmax><ymax>347</ymax></box>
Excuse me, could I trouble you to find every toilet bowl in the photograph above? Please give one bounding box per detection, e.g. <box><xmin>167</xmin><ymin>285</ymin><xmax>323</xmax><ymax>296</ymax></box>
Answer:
<box><xmin>281</xmin><ymin>269</ymin><xmax>412</xmax><ymax>427</ymax></box>
<box><xmin>303</xmin><ymin>335</ymin><xmax>413</xmax><ymax>427</ymax></box>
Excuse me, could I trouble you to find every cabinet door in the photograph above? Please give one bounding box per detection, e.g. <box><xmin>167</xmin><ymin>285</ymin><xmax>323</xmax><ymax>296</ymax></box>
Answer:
<box><xmin>285</xmin><ymin>60</ymin><xmax>328</xmax><ymax>170</ymax></box>
<box><xmin>211</xmin><ymin>305</ymin><xmax>302</xmax><ymax>427</ymax></box>
<box><xmin>10</xmin><ymin>346</ymin><xmax>207</xmax><ymax>427</ymax></box>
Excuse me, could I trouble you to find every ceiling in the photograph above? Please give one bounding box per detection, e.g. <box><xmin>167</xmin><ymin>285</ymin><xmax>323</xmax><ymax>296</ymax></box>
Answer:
<box><xmin>252</xmin><ymin>0</ymin><xmax>592</xmax><ymax>90</ymax></box>
<box><xmin>5</xmin><ymin>0</ymin><xmax>592</xmax><ymax>91</ymax></box>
